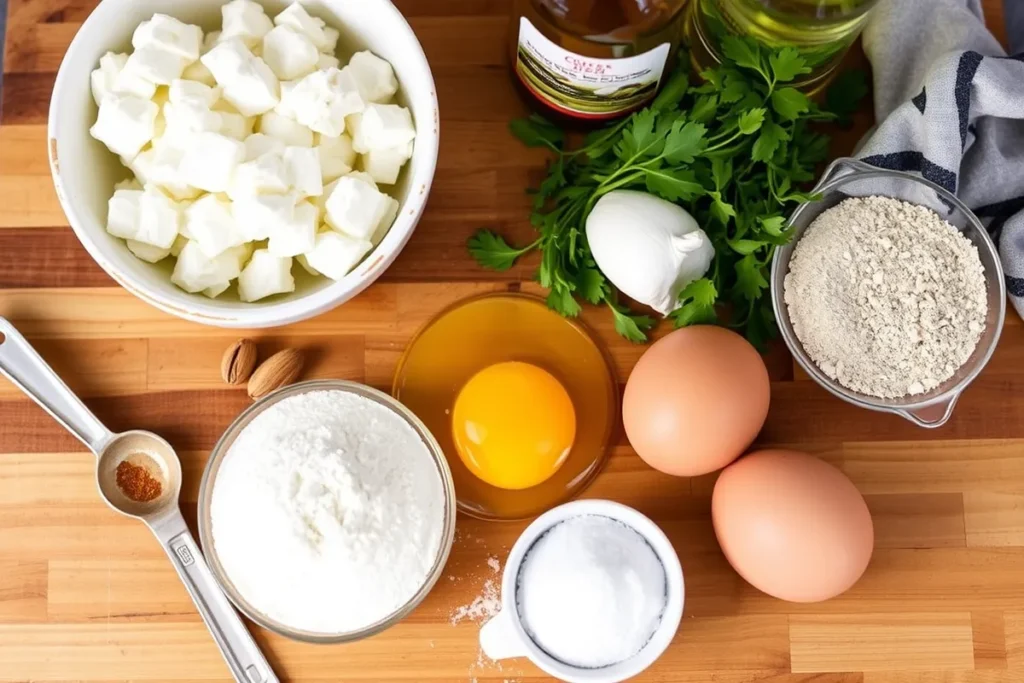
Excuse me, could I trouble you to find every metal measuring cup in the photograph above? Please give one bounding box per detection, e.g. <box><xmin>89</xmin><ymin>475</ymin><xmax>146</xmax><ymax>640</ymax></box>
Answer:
<box><xmin>0</xmin><ymin>318</ymin><xmax>278</xmax><ymax>683</ymax></box>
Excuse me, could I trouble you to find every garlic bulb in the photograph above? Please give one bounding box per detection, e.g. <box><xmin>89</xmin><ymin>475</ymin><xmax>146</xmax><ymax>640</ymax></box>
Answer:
<box><xmin>586</xmin><ymin>190</ymin><xmax>714</xmax><ymax>315</ymax></box>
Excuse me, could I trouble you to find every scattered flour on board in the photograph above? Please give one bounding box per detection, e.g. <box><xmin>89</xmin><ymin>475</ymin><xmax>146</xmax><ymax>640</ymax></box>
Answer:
<box><xmin>449</xmin><ymin>556</ymin><xmax>502</xmax><ymax>625</ymax></box>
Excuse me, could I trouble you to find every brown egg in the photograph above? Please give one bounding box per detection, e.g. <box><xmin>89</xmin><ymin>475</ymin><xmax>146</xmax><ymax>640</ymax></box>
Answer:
<box><xmin>712</xmin><ymin>449</ymin><xmax>874</xmax><ymax>603</ymax></box>
<box><xmin>622</xmin><ymin>325</ymin><xmax>770</xmax><ymax>477</ymax></box>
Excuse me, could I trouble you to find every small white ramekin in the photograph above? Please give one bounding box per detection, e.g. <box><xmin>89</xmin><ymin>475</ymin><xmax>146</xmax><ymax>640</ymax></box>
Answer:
<box><xmin>480</xmin><ymin>499</ymin><xmax>685</xmax><ymax>683</ymax></box>
<box><xmin>48</xmin><ymin>0</ymin><xmax>438</xmax><ymax>328</ymax></box>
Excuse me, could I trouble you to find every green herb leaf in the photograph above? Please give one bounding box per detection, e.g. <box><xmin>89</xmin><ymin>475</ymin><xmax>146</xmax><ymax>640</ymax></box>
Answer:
<box><xmin>652</xmin><ymin>69</ymin><xmax>690</xmax><ymax>111</ymax></box>
<box><xmin>576</xmin><ymin>266</ymin><xmax>606</xmax><ymax>305</ymax></box>
<box><xmin>710</xmin><ymin>193</ymin><xmax>737</xmax><ymax>224</ymax></box>
<box><xmin>509</xmin><ymin>115</ymin><xmax>564</xmax><ymax>150</ymax></box>
<box><xmin>663</xmin><ymin>121</ymin><xmax>708</xmax><ymax>164</ymax></box>
<box><xmin>608</xmin><ymin>303</ymin><xmax>655</xmax><ymax>343</ymax></box>
<box><xmin>722</xmin><ymin>35</ymin><xmax>764</xmax><ymax>74</ymax></box>
<box><xmin>770</xmin><ymin>87</ymin><xmax>811</xmax><ymax>121</ymax></box>
<box><xmin>758</xmin><ymin>215</ymin><xmax>787</xmax><ymax>236</ymax></box>
<box><xmin>768</xmin><ymin>47</ymin><xmax>812</xmax><ymax>83</ymax></box>
<box><xmin>670</xmin><ymin>278</ymin><xmax>719</xmax><ymax>327</ymax></box>
<box><xmin>711</xmin><ymin>157</ymin><xmax>733</xmax><ymax>190</ymax></box>
<box><xmin>737</xmin><ymin>107</ymin><xmax>766</xmax><ymax>135</ymax></box>
<box><xmin>467</xmin><ymin>231</ymin><xmax>536</xmax><ymax>271</ymax></box>
<box><xmin>691</xmin><ymin>94</ymin><xmax>720</xmax><ymax>124</ymax></box>
<box><xmin>727</xmin><ymin>238</ymin><xmax>767</xmax><ymax>255</ymax></box>
<box><xmin>617</xmin><ymin>108</ymin><xmax>660</xmax><ymax>159</ymax></box>
<box><xmin>720</xmin><ymin>70</ymin><xmax>750</xmax><ymax>104</ymax></box>
<box><xmin>752</xmin><ymin>121</ymin><xmax>788</xmax><ymax>162</ymax></box>
<box><xmin>735</xmin><ymin>254</ymin><xmax>770</xmax><ymax>301</ymax></box>
<box><xmin>644</xmin><ymin>168</ymin><xmax>706</xmax><ymax>202</ymax></box>
<box><xmin>547</xmin><ymin>285</ymin><xmax>582</xmax><ymax>317</ymax></box>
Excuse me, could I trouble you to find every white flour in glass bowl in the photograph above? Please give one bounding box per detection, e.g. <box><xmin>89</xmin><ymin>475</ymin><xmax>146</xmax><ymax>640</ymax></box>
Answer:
<box><xmin>210</xmin><ymin>389</ymin><xmax>444</xmax><ymax>634</ymax></box>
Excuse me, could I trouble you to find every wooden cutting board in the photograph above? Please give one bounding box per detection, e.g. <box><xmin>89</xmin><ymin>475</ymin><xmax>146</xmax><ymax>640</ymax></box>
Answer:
<box><xmin>1</xmin><ymin>1</ymin><xmax>1021</xmax><ymax>681</ymax></box>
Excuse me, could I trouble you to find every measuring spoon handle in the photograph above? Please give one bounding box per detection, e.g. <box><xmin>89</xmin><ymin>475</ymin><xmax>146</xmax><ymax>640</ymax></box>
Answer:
<box><xmin>0</xmin><ymin>318</ymin><xmax>113</xmax><ymax>454</ymax></box>
<box><xmin>153</xmin><ymin>511</ymin><xmax>280</xmax><ymax>683</ymax></box>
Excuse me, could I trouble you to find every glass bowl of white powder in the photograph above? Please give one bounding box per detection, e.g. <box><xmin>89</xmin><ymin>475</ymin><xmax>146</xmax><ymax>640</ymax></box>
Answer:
<box><xmin>197</xmin><ymin>379</ymin><xmax>456</xmax><ymax>643</ymax></box>
<box><xmin>771</xmin><ymin>157</ymin><xmax>1006</xmax><ymax>428</ymax></box>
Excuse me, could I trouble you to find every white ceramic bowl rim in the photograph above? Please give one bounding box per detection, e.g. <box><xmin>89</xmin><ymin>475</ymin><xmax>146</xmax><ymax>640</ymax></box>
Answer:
<box><xmin>493</xmin><ymin>499</ymin><xmax>685</xmax><ymax>683</ymax></box>
<box><xmin>48</xmin><ymin>0</ymin><xmax>439</xmax><ymax>328</ymax></box>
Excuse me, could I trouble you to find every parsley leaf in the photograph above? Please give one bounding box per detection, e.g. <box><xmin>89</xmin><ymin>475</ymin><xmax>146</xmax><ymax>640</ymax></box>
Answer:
<box><xmin>734</xmin><ymin>254</ymin><xmax>770</xmax><ymax>301</ymax></box>
<box><xmin>607</xmin><ymin>297</ymin><xmax>655</xmax><ymax>343</ymax></box>
<box><xmin>771</xmin><ymin>87</ymin><xmax>811</xmax><ymax>121</ymax></box>
<box><xmin>468</xmin><ymin>231</ymin><xmax>537</xmax><ymax>271</ymax></box>
<box><xmin>768</xmin><ymin>47</ymin><xmax>812</xmax><ymax>83</ymax></box>
<box><xmin>617</xmin><ymin>108</ymin><xmax>660</xmax><ymax>159</ymax></box>
<box><xmin>737</xmin><ymin>107</ymin><xmax>766</xmax><ymax>135</ymax></box>
<box><xmin>722</xmin><ymin>36</ymin><xmax>764</xmax><ymax>74</ymax></box>
<box><xmin>663</xmin><ymin>121</ymin><xmax>708</xmax><ymax>163</ymax></box>
<box><xmin>691</xmin><ymin>94</ymin><xmax>720</xmax><ymax>124</ymax></box>
<box><xmin>752</xmin><ymin>121</ymin><xmax>788</xmax><ymax>162</ymax></box>
<box><xmin>576</xmin><ymin>266</ymin><xmax>607</xmax><ymax>305</ymax></box>
<box><xmin>509</xmin><ymin>115</ymin><xmax>564</xmax><ymax>150</ymax></box>
<box><xmin>670</xmin><ymin>278</ymin><xmax>719</xmax><ymax>327</ymax></box>
<box><xmin>547</xmin><ymin>285</ymin><xmax>582</xmax><ymax>317</ymax></box>
<box><xmin>645</xmin><ymin>168</ymin><xmax>706</xmax><ymax>202</ymax></box>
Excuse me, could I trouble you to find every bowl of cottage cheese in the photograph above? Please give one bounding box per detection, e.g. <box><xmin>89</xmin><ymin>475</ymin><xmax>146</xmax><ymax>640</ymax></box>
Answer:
<box><xmin>198</xmin><ymin>380</ymin><xmax>456</xmax><ymax>642</ymax></box>
<box><xmin>48</xmin><ymin>0</ymin><xmax>438</xmax><ymax>328</ymax></box>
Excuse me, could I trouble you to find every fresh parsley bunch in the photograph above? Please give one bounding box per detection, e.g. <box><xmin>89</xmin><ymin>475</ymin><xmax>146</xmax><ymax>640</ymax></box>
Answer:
<box><xmin>469</xmin><ymin>38</ymin><xmax>861</xmax><ymax>346</ymax></box>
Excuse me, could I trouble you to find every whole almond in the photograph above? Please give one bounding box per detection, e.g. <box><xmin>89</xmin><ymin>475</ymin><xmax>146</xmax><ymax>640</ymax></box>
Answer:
<box><xmin>221</xmin><ymin>339</ymin><xmax>258</xmax><ymax>385</ymax></box>
<box><xmin>247</xmin><ymin>348</ymin><xmax>304</xmax><ymax>399</ymax></box>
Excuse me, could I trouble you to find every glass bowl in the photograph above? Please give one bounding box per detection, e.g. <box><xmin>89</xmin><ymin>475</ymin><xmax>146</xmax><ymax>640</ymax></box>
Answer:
<box><xmin>196</xmin><ymin>379</ymin><xmax>457</xmax><ymax>643</ymax></box>
<box><xmin>770</xmin><ymin>157</ymin><xmax>1006</xmax><ymax>428</ymax></box>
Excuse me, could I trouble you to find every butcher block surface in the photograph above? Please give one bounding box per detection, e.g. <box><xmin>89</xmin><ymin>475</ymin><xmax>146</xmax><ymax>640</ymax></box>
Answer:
<box><xmin>1</xmin><ymin>0</ymin><xmax>1023</xmax><ymax>681</ymax></box>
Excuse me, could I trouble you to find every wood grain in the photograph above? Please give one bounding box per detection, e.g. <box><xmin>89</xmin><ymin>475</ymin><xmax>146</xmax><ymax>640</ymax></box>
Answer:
<box><xmin>0</xmin><ymin>0</ymin><xmax>1020</xmax><ymax>682</ymax></box>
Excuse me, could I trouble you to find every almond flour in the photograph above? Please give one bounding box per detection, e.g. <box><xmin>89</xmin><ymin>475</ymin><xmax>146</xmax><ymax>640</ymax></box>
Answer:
<box><xmin>784</xmin><ymin>196</ymin><xmax>988</xmax><ymax>399</ymax></box>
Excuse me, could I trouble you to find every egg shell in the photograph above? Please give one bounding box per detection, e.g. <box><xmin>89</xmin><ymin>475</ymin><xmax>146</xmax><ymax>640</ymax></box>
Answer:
<box><xmin>712</xmin><ymin>449</ymin><xmax>874</xmax><ymax>603</ymax></box>
<box><xmin>622</xmin><ymin>325</ymin><xmax>769</xmax><ymax>477</ymax></box>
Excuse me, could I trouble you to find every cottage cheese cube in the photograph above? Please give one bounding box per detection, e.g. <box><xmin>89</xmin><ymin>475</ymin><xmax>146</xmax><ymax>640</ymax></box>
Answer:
<box><xmin>360</xmin><ymin>103</ymin><xmax>416</xmax><ymax>151</ymax></box>
<box><xmin>170</xmin><ymin>234</ymin><xmax>189</xmax><ymax>257</ymax></box>
<box><xmin>203</xmin><ymin>281</ymin><xmax>232</xmax><ymax>298</ymax></box>
<box><xmin>90</xmin><ymin>94</ymin><xmax>158</xmax><ymax>159</ymax></box>
<box><xmin>273</xmin><ymin>80</ymin><xmax>300</xmax><ymax>119</ymax></box>
<box><xmin>172</xmin><ymin>240</ymin><xmax>245</xmax><ymax>293</ymax></box>
<box><xmin>347</xmin><ymin>52</ymin><xmax>398</xmax><ymax>104</ymax></box>
<box><xmin>232</xmin><ymin>191</ymin><xmax>296</xmax><ymax>241</ymax></box>
<box><xmin>296</xmin><ymin>251</ymin><xmax>319</xmax><ymax>276</ymax></box>
<box><xmin>285</xmin><ymin>68</ymin><xmax>364</xmax><ymax>137</ymax></box>
<box><xmin>305</xmin><ymin>230</ymin><xmax>372</xmax><ymax>281</ymax></box>
<box><xmin>169</xmin><ymin>79</ymin><xmax>220</xmax><ymax>107</ymax></box>
<box><xmin>221</xmin><ymin>0</ymin><xmax>273</xmax><ymax>48</ymax></box>
<box><xmin>259</xmin><ymin>111</ymin><xmax>313</xmax><ymax>147</ymax></box>
<box><xmin>243</xmin><ymin>133</ymin><xmax>285</xmax><ymax>161</ymax></box>
<box><xmin>262</xmin><ymin>25</ymin><xmax>318</xmax><ymax>81</ymax></box>
<box><xmin>317</xmin><ymin>54</ymin><xmax>340</xmax><ymax>70</ymax></box>
<box><xmin>283</xmin><ymin>146</ymin><xmax>322</xmax><ymax>198</ymax></box>
<box><xmin>163</xmin><ymin>100</ymin><xmax>222</xmax><ymax>142</ymax></box>
<box><xmin>227</xmin><ymin>152</ymin><xmax>290</xmax><ymax>200</ymax></box>
<box><xmin>315</xmin><ymin>178</ymin><xmax>338</xmax><ymax>223</ymax></box>
<box><xmin>131</xmin><ymin>142</ymin><xmax>201</xmax><ymax>201</ymax></box>
<box><xmin>237</xmin><ymin>248</ymin><xmax>295</xmax><ymax>302</ymax></box>
<box><xmin>132</xmin><ymin>14</ymin><xmax>202</xmax><ymax>62</ymax></box>
<box><xmin>92</xmin><ymin>52</ymin><xmax>142</xmax><ymax>106</ymax></box>
<box><xmin>181</xmin><ymin>59</ymin><xmax>217</xmax><ymax>87</ymax></box>
<box><xmin>203</xmin><ymin>30</ymin><xmax>222</xmax><ymax>53</ymax></box>
<box><xmin>268</xmin><ymin>200</ymin><xmax>317</xmax><ymax>257</ymax></box>
<box><xmin>135</xmin><ymin>186</ymin><xmax>181</xmax><ymax>249</ymax></box>
<box><xmin>122</xmin><ymin>46</ymin><xmax>188</xmax><ymax>87</ymax></box>
<box><xmin>347</xmin><ymin>170</ymin><xmax>379</xmax><ymax>189</ymax></box>
<box><xmin>359</xmin><ymin>143</ymin><xmax>411</xmax><ymax>185</ymax></box>
<box><xmin>184</xmin><ymin>194</ymin><xmax>247</xmax><ymax>257</ymax></box>
<box><xmin>346</xmin><ymin>111</ymin><xmax>369</xmax><ymax>154</ymax></box>
<box><xmin>273</xmin><ymin>3</ymin><xmax>328</xmax><ymax>49</ymax></box>
<box><xmin>179</xmin><ymin>131</ymin><xmax>245</xmax><ymax>193</ymax></box>
<box><xmin>219</xmin><ymin>111</ymin><xmax>252</xmax><ymax>139</ymax></box>
<box><xmin>372</xmin><ymin>196</ymin><xmax>401</xmax><ymax>245</ymax></box>
<box><xmin>324</xmin><ymin>174</ymin><xmax>390</xmax><ymax>239</ymax></box>
<box><xmin>126</xmin><ymin>239</ymin><xmax>172</xmax><ymax>263</ymax></box>
<box><xmin>106</xmin><ymin>189</ymin><xmax>143</xmax><ymax>240</ymax></box>
<box><xmin>321</xmin><ymin>26</ymin><xmax>340</xmax><ymax>54</ymax></box>
<box><xmin>201</xmin><ymin>39</ymin><xmax>280</xmax><ymax>117</ymax></box>
<box><xmin>316</xmin><ymin>133</ymin><xmax>355</xmax><ymax>182</ymax></box>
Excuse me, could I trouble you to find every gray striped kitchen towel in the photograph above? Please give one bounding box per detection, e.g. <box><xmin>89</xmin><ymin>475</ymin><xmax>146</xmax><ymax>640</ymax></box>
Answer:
<box><xmin>858</xmin><ymin>0</ymin><xmax>1024</xmax><ymax>321</ymax></box>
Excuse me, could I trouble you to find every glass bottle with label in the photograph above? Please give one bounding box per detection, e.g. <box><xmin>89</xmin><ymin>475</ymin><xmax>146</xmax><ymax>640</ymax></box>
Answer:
<box><xmin>509</xmin><ymin>0</ymin><xmax>690</xmax><ymax>124</ymax></box>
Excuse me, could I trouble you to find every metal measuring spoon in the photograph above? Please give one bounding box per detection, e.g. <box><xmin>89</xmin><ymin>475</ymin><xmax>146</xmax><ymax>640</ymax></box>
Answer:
<box><xmin>0</xmin><ymin>318</ymin><xmax>278</xmax><ymax>683</ymax></box>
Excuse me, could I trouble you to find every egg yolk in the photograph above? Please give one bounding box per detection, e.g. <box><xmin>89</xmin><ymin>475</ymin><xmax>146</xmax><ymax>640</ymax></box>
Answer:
<box><xmin>452</xmin><ymin>362</ymin><xmax>576</xmax><ymax>490</ymax></box>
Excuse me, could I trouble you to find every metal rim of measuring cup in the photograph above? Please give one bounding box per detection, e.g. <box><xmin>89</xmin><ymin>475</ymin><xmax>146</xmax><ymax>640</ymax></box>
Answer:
<box><xmin>770</xmin><ymin>157</ymin><xmax>1007</xmax><ymax>428</ymax></box>
<box><xmin>196</xmin><ymin>378</ymin><xmax>458</xmax><ymax>644</ymax></box>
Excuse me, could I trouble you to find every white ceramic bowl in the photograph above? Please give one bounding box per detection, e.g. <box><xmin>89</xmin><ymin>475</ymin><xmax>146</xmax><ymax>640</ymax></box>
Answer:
<box><xmin>48</xmin><ymin>0</ymin><xmax>438</xmax><ymax>328</ymax></box>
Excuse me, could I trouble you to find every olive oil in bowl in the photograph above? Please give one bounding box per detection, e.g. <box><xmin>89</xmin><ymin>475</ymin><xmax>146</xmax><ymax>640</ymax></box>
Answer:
<box><xmin>687</xmin><ymin>0</ymin><xmax>879</xmax><ymax>92</ymax></box>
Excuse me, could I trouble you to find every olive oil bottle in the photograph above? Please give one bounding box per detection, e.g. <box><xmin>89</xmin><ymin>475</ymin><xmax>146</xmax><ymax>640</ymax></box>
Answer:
<box><xmin>686</xmin><ymin>0</ymin><xmax>879</xmax><ymax>92</ymax></box>
<box><xmin>510</xmin><ymin>0</ymin><xmax>690</xmax><ymax>124</ymax></box>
